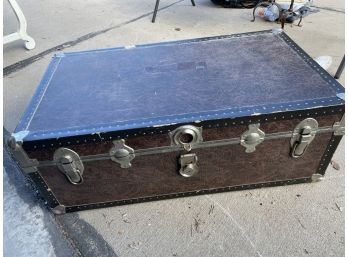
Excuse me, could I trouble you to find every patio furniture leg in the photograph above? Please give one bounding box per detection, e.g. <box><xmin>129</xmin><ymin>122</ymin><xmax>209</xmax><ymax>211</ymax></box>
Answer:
<box><xmin>3</xmin><ymin>0</ymin><xmax>35</xmax><ymax>50</ymax></box>
<box><xmin>152</xmin><ymin>0</ymin><xmax>195</xmax><ymax>23</ymax></box>
<box><xmin>152</xmin><ymin>0</ymin><xmax>160</xmax><ymax>23</ymax></box>
<box><xmin>334</xmin><ymin>55</ymin><xmax>345</xmax><ymax>79</ymax></box>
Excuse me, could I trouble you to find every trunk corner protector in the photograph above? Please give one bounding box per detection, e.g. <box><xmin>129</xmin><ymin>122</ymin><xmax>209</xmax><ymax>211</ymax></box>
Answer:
<box><xmin>11</xmin><ymin>130</ymin><xmax>29</xmax><ymax>142</ymax></box>
<box><xmin>51</xmin><ymin>205</ymin><xmax>66</xmax><ymax>215</ymax></box>
<box><xmin>311</xmin><ymin>173</ymin><xmax>324</xmax><ymax>182</ymax></box>
<box><xmin>272</xmin><ymin>27</ymin><xmax>283</xmax><ymax>34</ymax></box>
<box><xmin>54</xmin><ymin>52</ymin><xmax>65</xmax><ymax>58</ymax></box>
<box><xmin>336</xmin><ymin>92</ymin><xmax>345</xmax><ymax>101</ymax></box>
<box><xmin>7</xmin><ymin>135</ymin><xmax>39</xmax><ymax>174</ymax></box>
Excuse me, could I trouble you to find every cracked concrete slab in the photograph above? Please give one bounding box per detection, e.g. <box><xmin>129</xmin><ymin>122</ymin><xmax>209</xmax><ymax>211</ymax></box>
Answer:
<box><xmin>3</xmin><ymin>0</ymin><xmax>345</xmax><ymax>256</ymax></box>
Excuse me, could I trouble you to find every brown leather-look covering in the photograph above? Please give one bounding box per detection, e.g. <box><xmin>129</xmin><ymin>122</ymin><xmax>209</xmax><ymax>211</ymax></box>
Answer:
<box><xmin>30</xmin><ymin>114</ymin><xmax>341</xmax><ymax>207</ymax></box>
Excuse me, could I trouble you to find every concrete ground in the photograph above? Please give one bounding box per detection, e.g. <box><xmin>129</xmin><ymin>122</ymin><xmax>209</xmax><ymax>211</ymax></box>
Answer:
<box><xmin>3</xmin><ymin>0</ymin><xmax>345</xmax><ymax>256</ymax></box>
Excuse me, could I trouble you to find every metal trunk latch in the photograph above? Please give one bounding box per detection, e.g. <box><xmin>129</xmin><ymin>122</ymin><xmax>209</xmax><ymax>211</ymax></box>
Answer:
<box><xmin>179</xmin><ymin>153</ymin><xmax>199</xmax><ymax>177</ymax></box>
<box><xmin>290</xmin><ymin>118</ymin><xmax>318</xmax><ymax>158</ymax></box>
<box><xmin>240</xmin><ymin>123</ymin><xmax>265</xmax><ymax>153</ymax></box>
<box><xmin>53</xmin><ymin>148</ymin><xmax>84</xmax><ymax>185</ymax></box>
<box><xmin>109</xmin><ymin>139</ymin><xmax>135</xmax><ymax>168</ymax></box>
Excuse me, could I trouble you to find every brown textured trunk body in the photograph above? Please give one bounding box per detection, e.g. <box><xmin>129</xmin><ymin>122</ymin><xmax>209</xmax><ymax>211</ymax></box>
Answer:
<box><xmin>26</xmin><ymin>112</ymin><xmax>343</xmax><ymax>212</ymax></box>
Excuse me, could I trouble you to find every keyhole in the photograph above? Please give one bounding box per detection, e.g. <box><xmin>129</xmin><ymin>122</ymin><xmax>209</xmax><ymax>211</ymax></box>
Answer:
<box><xmin>179</xmin><ymin>133</ymin><xmax>194</xmax><ymax>144</ymax></box>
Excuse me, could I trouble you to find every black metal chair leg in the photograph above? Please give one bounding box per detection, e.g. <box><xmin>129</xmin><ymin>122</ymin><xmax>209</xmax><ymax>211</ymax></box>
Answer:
<box><xmin>152</xmin><ymin>0</ymin><xmax>160</xmax><ymax>23</ymax></box>
<box><xmin>152</xmin><ymin>0</ymin><xmax>195</xmax><ymax>23</ymax></box>
<box><xmin>334</xmin><ymin>55</ymin><xmax>345</xmax><ymax>79</ymax></box>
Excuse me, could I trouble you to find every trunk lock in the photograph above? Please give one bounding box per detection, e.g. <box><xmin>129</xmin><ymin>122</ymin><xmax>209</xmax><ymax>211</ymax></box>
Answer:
<box><xmin>169</xmin><ymin>125</ymin><xmax>203</xmax><ymax>152</ymax></box>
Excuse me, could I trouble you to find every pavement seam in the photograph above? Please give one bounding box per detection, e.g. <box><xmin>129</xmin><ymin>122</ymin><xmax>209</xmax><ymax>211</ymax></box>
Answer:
<box><xmin>55</xmin><ymin>213</ymin><xmax>119</xmax><ymax>257</ymax></box>
<box><xmin>205</xmin><ymin>195</ymin><xmax>264</xmax><ymax>257</ymax></box>
<box><xmin>3</xmin><ymin>0</ymin><xmax>184</xmax><ymax>76</ymax></box>
<box><xmin>54</xmin><ymin>217</ymin><xmax>84</xmax><ymax>257</ymax></box>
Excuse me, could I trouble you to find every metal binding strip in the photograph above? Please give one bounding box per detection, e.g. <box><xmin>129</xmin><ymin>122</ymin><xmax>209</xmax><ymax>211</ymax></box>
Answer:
<box><xmin>34</xmin><ymin>124</ymin><xmax>341</xmax><ymax>168</ymax></box>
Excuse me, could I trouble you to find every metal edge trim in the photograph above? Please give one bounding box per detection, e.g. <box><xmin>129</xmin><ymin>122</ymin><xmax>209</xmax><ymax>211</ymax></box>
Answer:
<box><xmin>22</xmin><ymin>105</ymin><xmax>344</xmax><ymax>151</ymax></box>
<box><xmin>14</xmin><ymin>56</ymin><xmax>62</xmax><ymax>132</ymax></box>
<box><xmin>64</xmin><ymin>177</ymin><xmax>311</xmax><ymax>212</ymax></box>
<box><xmin>22</xmin><ymin>99</ymin><xmax>344</xmax><ymax>142</ymax></box>
<box><xmin>60</xmin><ymin>30</ymin><xmax>273</xmax><ymax>57</ymax></box>
<box><xmin>278</xmin><ymin>31</ymin><xmax>345</xmax><ymax>94</ymax></box>
<box><xmin>316</xmin><ymin>134</ymin><xmax>343</xmax><ymax>175</ymax></box>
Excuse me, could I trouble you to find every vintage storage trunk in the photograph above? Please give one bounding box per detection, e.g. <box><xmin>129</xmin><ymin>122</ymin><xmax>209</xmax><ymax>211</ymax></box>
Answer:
<box><xmin>9</xmin><ymin>30</ymin><xmax>345</xmax><ymax>214</ymax></box>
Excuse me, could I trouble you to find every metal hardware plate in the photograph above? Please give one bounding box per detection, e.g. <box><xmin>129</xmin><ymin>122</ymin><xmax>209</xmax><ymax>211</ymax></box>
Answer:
<box><xmin>51</xmin><ymin>205</ymin><xmax>66</xmax><ymax>215</ymax></box>
<box><xmin>53</xmin><ymin>148</ymin><xmax>84</xmax><ymax>185</ymax></box>
<box><xmin>179</xmin><ymin>153</ymin><xmax>199</xmax><ymax>177</ymax></box>
<box><xmin>8</xmin><ymin>136</ymin><xmax>39</xmax><ymax>173</ymax></box>
<box><xmin>311</xmin><ymin>173</ymin><xmax>324</xmax><ymax>182</ymax></box>
<box><xmin>240</xmin><ymin>123</ymin><xmax>265</xmax><ymax>153</ymax></box>
<box><xmin>169</xmin><ymin>125</ymin><xmax>203</xmax><ymax>151</ymax></box>
<box><xmin>290</xmin><ymin>118</ymin><xmax>318</xmax><ymax>158</ymax></box>
<box><xmin>333</xmin><ymin>114</ymin><xmax>345</xmax><ymax>136</ymax></box>
<box><xmin>109</xmin><ymin>139</ymin><xmax>135</xmax><ymax>168</ymax></box>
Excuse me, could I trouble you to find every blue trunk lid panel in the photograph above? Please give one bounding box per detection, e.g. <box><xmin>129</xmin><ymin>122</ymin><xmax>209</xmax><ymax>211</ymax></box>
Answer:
<box><xmin>16</xmin><ymin>30</ymin><xmax>344</xmax><ymax>141</ymax></box>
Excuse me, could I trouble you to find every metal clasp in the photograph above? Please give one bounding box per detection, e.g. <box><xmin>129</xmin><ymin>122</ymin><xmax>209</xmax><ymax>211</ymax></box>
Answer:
<box><xmin>53</xmin><ymin>148</ymin><xmax>84</xmax><ymax>185</ymax></box>
<box><xmin>290</xmin><ymin>118</ymin><xmax>318</xmax><ymax>158</ymax></box>
<box><xmin>240</xmin><ymin>123</ymin><xmax>265</xmax><ymax>153</ymax></box>
<box><xmin>333</xmin><ymin>114</ymin><xmax>345</xmax><ymax>136</ymax></box>
<box><xmin>109</xmin><ymin>139</ymin><xmax>135</xmax><ymax>168</ymax></box>
<box><xmin>169</xmin><ymin>125</ymin><xmax>203</xmax><ymax>152</ymax></box>
<box><xmin>179</xmin><ymin>153</ymin><xmax>199</xmax><ymax>177</ymax></box>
